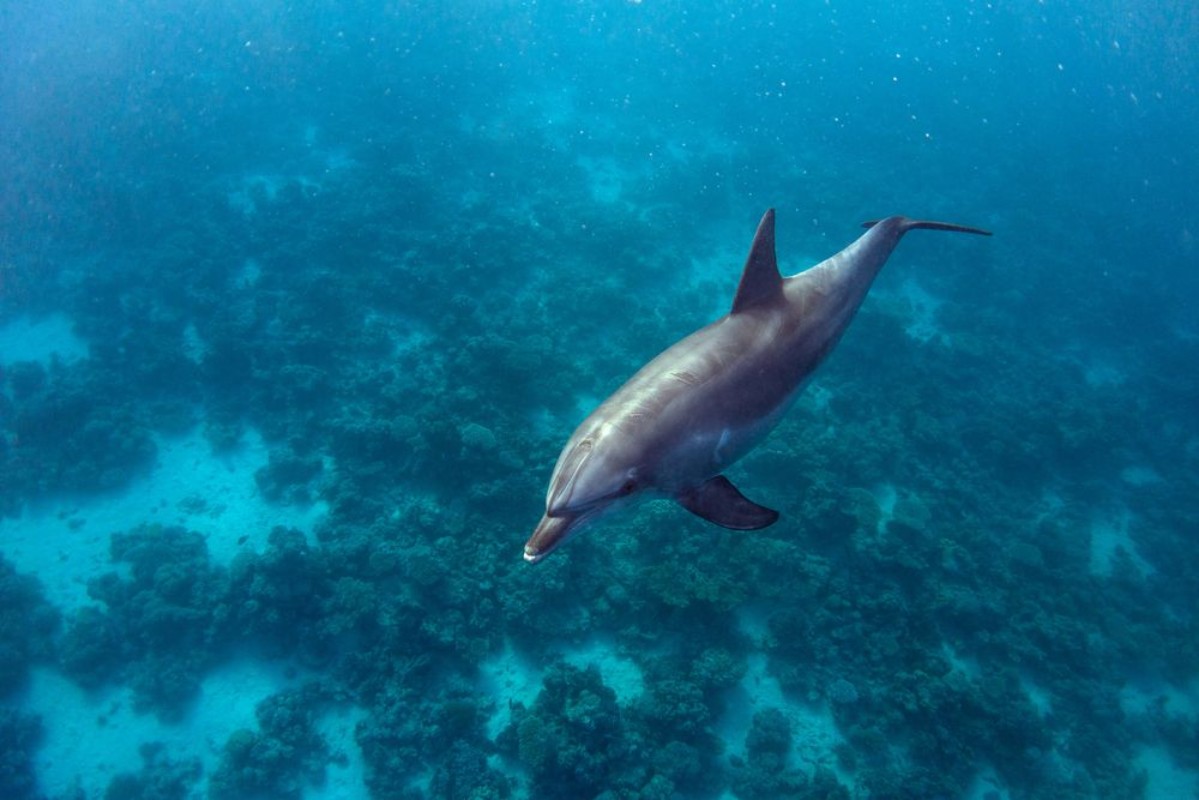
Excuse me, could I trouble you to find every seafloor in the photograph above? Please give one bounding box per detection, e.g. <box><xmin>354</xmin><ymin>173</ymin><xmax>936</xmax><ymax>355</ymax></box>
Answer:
<box><xmin>1</xmin><ymin>3</ymin><xmax>1198</xmax><ymax>800</ymax></box>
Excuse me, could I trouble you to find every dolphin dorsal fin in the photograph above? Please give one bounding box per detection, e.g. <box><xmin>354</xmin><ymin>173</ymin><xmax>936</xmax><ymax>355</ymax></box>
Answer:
<box><xmin>730</xmin><ymin>209</ymin><xmax>784</xmax><ymax>314</ymax></box>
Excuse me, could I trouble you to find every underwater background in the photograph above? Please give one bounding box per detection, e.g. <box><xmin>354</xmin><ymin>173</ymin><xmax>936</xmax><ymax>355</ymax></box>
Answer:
<box><xmin>1</xmin><ymin>1</ymin><xmax>1197</xmax><ymax>798</ymax></box>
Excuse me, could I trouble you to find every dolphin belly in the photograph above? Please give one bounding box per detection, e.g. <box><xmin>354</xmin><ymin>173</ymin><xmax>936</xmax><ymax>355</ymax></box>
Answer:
<box><xmin>654</xmin><ymin>394</ymin><xmax>793</xmax><ymax>491</ymax></box>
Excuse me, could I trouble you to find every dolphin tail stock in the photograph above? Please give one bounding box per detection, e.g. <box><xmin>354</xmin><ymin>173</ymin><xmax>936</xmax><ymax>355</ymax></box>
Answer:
<box><xmin>861</xmin><ymin>218</ymin><xmax>993</xmax><ymax>237</ymax></box>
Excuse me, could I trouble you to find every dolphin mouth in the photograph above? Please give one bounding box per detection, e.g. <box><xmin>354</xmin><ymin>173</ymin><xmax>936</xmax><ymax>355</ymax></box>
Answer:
<box><xmin>523</xmin><ymin>546</ymin><xmax>548</xmax><ymax>564</ymax></box>
<box><xmin>523</xmin><ymin>510</ymin><xmax>589</xmax><ymax>564</ymax></box>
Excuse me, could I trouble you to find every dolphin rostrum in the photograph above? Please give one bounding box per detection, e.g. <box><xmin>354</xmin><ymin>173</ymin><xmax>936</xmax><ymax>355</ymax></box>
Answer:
<box><xmin>524</xmin><ymin>210</ymin><xmax>990</xmax><ymax>563</ymax></box>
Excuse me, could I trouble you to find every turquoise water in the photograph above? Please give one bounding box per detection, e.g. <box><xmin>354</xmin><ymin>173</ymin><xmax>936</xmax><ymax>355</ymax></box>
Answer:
<box><xmin>1</xmin><ymin>2</ymin><xmax>1197</xmax><ymax>798</ymax></box>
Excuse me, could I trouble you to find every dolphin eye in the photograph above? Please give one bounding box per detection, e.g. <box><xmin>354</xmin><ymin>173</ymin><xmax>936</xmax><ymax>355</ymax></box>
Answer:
<box><xmin>618</xmin><ymin>480</ymin><xmax>636</xmax><ymax>496</ymax></box>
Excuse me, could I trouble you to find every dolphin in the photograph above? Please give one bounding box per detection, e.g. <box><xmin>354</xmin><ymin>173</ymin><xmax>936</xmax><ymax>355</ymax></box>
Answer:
<box><xmin>524</xmin><ymin>210</ymin><xmax>990</xmax><ymax>563</ymax></box>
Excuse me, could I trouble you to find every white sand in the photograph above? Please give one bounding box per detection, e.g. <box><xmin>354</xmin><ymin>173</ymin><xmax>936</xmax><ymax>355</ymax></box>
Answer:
<box><xmin>1120</xmin><ymin>676</ymin><xmax>1199</xmax><ymax>719</ymax></box>
<box><xmin>1088</xmin><ymin>505</ymin><xmax>1153</xmax><ymax>578</ymax></box>
<box><xmin>893</xmin><ymin>278</ymin><xmax>949</xmax><ymax>345</ymax></box>
<box><xmin>476</xmin><ymin>636</ymin><xmax>646</xmax><ymax>742</ymax></box>
<box><xmin>27</xmin><ymin>658</ymin><xmax>300</xmax><ymax>798</ymax></box>
<box><xmin>962</xmin><ymin>765</ymin><xmax>1010</xmax><ymax>800</ymax></box>
<box><xmin>0</xmin><ymin>312</ymin><xmax>90</xmax><ymax>366</ymax></box>
<box><xmin>940</xmin><ymin>641</ymin><xmax>982</xmax><ymax>680</ymax></box>
<box><xmin>478</xmin><ymin>640</ymin><xmax>544</xmax><ymax>741</ymax></box>
<box><xmin>308</xmin><ymin>705</ymin><xmax>370</xmax><ymax>800</ymax></box>
<box><xmin>1138</xmin><ymin>745</ymin><xmax>1199</xmax><ymax>800</ymax></box>
<box><xmin>0</xmin><ymin>426</ymin><xmax>328</xmax><ymax>612</ymax></box>
<box><xmin>563</xmin><ymin>638</ymin><xmax>645</xmax><ymax>704</ymax></box>
<box><xmin>1020</xmin><ymin>674</ymin><xmax>1053</xmax><ymax>717</ymax></box>
<box><xmin>2</xmin><ymin>421</ymin><xmax>338</xmax><ymax>797</ymax></box>
<box><xmin>873</xmin><ymin>483</ymin><xmax>899</xmax><ymax>535</ymax></box>
<box><xmin>26</xmin><ymin>656</ymin><xmax>367</xmax><ymax>800</ymax></box>
<box><xmin>715</xmin><ymin>652</ymin><xmax>845</xmax><ymax>780</ymax></box>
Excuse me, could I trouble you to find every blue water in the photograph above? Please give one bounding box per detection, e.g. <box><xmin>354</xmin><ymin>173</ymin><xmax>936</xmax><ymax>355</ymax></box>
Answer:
<box><xmin>1</xmin><ymin>2</ymin><xmax>1197</xmax><ymax>799</ymax></box>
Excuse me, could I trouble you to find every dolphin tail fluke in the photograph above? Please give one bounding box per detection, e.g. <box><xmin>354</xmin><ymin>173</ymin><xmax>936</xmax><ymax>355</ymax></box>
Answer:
<box><xmin>861</xmin><ymin>218</ymin><xmax>992</xmax><ymax>236</ymax></box>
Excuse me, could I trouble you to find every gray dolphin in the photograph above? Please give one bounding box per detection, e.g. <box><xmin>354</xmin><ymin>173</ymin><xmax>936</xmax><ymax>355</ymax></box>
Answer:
<box><xmin>524</xmin><ymin>209</ymin><xmax>990</xmax><ymax>563</ymax></box>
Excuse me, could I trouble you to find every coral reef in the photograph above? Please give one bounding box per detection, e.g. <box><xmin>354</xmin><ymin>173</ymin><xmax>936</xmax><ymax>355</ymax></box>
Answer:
<box><xmin>0</xmin><ymin>557</ymin><xmax>59</xmax><ymax>697</ymax></box>
<box><xmin>0</xmin><ymin>708</ymin><xmax>43</xmax><ymax>800</ymax></box>
<box><xmin>60</xmin><ymin>525</ymin><xmax>225</xmax><ymax>719</ymax></box>
<box><xmin>502</xmin><ymin>663</ymin><xmax>632</xmax><ymax>798</ymax></box>
<box><xmin>209</xmin><ymin>684</ymin><xmax>332</xmax><ymax>800</ymax></box>
<box><xmin>103</xmin><ymin>742</ymin><xmax>201</xmax><ymax>800</ymax></box>
<box><xmin>0</xmin><ymin>5</ymin><xmax>1196</xmax><ymax>798</ymax></box>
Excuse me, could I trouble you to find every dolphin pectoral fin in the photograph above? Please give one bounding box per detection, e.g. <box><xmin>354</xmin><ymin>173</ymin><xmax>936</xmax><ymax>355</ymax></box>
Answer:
<box><xmin>676</xmin><ymin>476</ymin><xmax>780</xmax><ymax>530</ymax></box>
